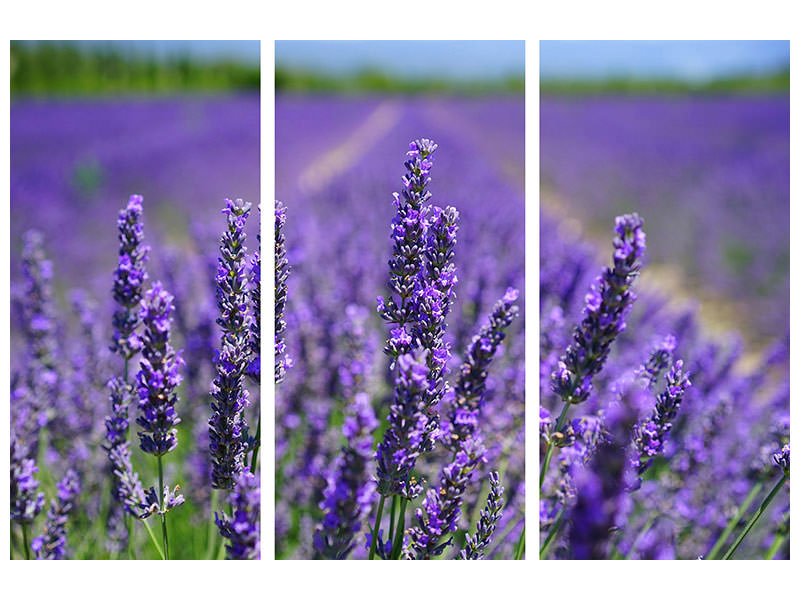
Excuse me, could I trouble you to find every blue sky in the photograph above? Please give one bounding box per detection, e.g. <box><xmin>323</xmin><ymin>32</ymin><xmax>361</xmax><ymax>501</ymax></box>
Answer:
<box><xmin>276</xmin><ymin>41</ymin><xmax>525</xmax><ymax>80</ymax></box>
<box><xmin>540</xmin><ymin>41</ymin><xmax>789</xmax><ymax>81</ymax></box>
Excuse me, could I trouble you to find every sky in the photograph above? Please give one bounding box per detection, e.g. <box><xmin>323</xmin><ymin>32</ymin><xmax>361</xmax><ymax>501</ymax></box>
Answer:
<box><xmin>540</xmin><ymin>40</ymin><xmax>789</xmax><ymax>81</ymax></box>
<box><xmin>275</xmin><ymin>40</ymin><xmax>525</xmax><ymax>80</ymax></box>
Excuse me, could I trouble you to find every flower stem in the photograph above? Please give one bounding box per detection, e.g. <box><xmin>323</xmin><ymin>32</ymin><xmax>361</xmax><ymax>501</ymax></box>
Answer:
<box><xmin>141</xmin><ymin>519</ymin><xmax>166</xmax><ymax>560</ymax></box>
<box><xmin>706</xmin><ymin>479</ymin><xmax>763</xmax><ymax>560</ymax></box>
<box><xmin>249</xmin><ymin>414</ymin><xmax>261</xmax><ymax>474</ymax></box>
<box><xmin>390</xmin><ymin>497</ymin><xmax>408</xmax><ymax>560</ymax></box>
<box><xmin>540</xmin><ymin>402</ymin><xmax>571</xmax><ymax>491</ymax></box>
<box><xmin>22</xmin><ymin>523</ymin><xmax>30</xmax><ymax>560</ymax></box>
<box><xmin>206</xmin><ymin>489</ymin><xmax>218</xmax><ymax>560</ymax></box>
<box><xmin>368</xmin><ymin>495</ymin><xmax>386</xmax><ymax>560</ymax></box>
<box><xmin>765</xmin><ymin>533</ymin><xmax>786</xmax><ymax>560</ymax></box>
<box><xmin>539</xmin><ymin>509</ymin><xmax>564</xmax><ymax>559</ymax></box>
<box><xmin>721</xmin><ymin>473</ymin><xmax>788</xmax><ymax>560</ymax></box>
<box><xmin>389</xmin><ymin>495</ymin><xmax>397</xmax><ymax>544</ymax></box>
<box><xmin>157</xmin><ymin>456</ymin><xmax>169</xmax><ymax>560</ymax></box>
<box><xmin>513</xmin><ymin>524</ymin><xmax>526</xmax><ymax>559</ymax></box>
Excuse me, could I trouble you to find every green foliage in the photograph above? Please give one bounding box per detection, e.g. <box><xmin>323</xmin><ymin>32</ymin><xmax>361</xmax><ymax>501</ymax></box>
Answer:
<box><xmin>275</xmin><ymin>65</ymin><xmax>524</xmax><ymax>96</ymax></box>
<box><xmin>10</xmin><ymin>41</ymin><xmax>260</xmax><ymax>97</ymax></box>
<box><xmin>541</xmin><ymin>68</ymin><xmax>789</xmax><ymax>96</ymax></box>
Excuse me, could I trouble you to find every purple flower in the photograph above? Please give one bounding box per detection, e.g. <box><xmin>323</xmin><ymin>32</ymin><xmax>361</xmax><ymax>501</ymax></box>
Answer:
<box><xmin>275</xmin><ymin>201</ymin><xmax>291</xmax><ymax>383</ymax></box>
<box><xmin>459</xmin><ymin>471</ymin><xmax>504</xmax><ymax>559</ymax></box>
<box><xmin>31</xmin><ymin>469</ymin><xmax>81</xmax><ymax>559</ymax></box>
<box><xmin>216</xmin><ymin>471</ymin><xmax>260</xmax><ymax>559</ymax></box>
<box><xmin>10</xmin><ymin>427</ymin><xmax>45</xmax><ymax>524</ymax></box>
<box><xmin>772</xmin><ymin>443</ymin><xmax>789</xmax><ymax>474</ymax></box>
<box><xmin>136</xmin><ymin>282</ymin><xmax>184</xmax><ymax>457</ymax></box>
<box><xmin>111</xmin><ymin>195</ymin><xmax>150</xmax><ymax>360</ymax></box>
<box><xmin>551</xmin><ymin>214</ymin><xmax>645</xmax><ymax>406</ymax></box>
<box><xmin>314</xmin><ymin>393</ymin><xmax>378</xmax><ymax>559</ymax></box>
<box><xmin>210</xmin><ymin>198</ymin><xmax>253</xmax><ymax>489</ymax></box>
<box><xmin>104</xmin><ymin>377</ymin><xmax>145</xmax><ymax>517</ymax></box>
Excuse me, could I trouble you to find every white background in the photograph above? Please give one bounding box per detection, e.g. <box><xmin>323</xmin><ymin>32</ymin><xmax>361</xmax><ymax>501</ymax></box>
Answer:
<box><xmin>0</xmin><ymin>1</ymin><xmax>796</xmax><ymax>598</ymax></box>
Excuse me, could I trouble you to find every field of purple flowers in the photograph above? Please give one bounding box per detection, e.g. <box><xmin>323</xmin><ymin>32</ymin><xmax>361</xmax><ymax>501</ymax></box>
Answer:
<box><xmin>539</xmin><ymin>95</ymin><xmax>789</xmax><ymax>560</ymax></box>
<box><xmin>10</xmin><ymin>96</ymin><xmax>261</xmax><ymax>560</ymax></box>
<box><xmin>275</xmin><ymin>97</ymin><xmax>525</xmax><ymax>559</ymax></box>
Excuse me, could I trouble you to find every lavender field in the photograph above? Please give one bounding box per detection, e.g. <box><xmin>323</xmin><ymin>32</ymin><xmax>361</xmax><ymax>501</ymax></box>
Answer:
<box><xmin>539</xmin><ymin>96</ymin><xmax>789</xmax><ymax>560</ymax></box>
<box><xmin>276</xmin><ymin>97</ymin><xmax>525</xmax><ymax>559</ymax></box>
<box><xmin>10</xmin><ymin>95</ymin><xmax>261</xmax><ymax>559</ymax></box>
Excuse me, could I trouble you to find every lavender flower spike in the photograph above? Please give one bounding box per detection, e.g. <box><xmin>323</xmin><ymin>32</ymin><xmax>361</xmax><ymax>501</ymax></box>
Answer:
<box><xmin>375</xmin><ymin>352</ymin><xmax>432</xmax><ymax>499</ymax></box>
<box><xmin>459</xmin><ymin>471</ymin><xmax>504</xmax><ymax>560</ymax></box>
<box><xmin>773</xmin><ymin>443</ymin><xmax>789</xmax><ymax>475</ymax></box>
<box><xmin>630</xmin><ymin>359</ymin><xmax>692</xmax><ymax>483</ymax></box>
<box><xmin>314</xmin><ymin>393</ymin><xmax>379</xmax><ymax>559</ymax></box>
<box><xmin>31</xmin><ymin>469</ymin><xmax>81</xmax><ymax>559</ymax></box>
<box><xmin>136</xmin><ymin>282</ymin><xmax>184</xmax><ymax>457</ymax></box>
<box><xmin>378</xmin><ymin>139</ymin><xmax>438</xmax><ymax>364</ymax></box>
<box><xmin>210</xmin><ymin>198</ymin><xmax>252</xmax><ymax>489</ymax></box>
<box><xmin>10</xmin><ymin>429</ymin><xmax>45</xmax><ymax>524</ymax></box>
<box><xmin>104</xmin><ymin>378</ymin><xmax>145</xmax><ymax>516</ymax></box>
<box><xmin>275</xmin><ymin>201</ymin><xmax>290</xmax><ymax>383</ymax></box>
<box><xmin>215</xmin><ymin>471</ymin><xmax>260</xmax><ymax>559</ymax></box>
<box><xmin>111</xmin><ymin>194</ymin><xmax>150</xmax><ymax>360</ymax></box>
<box><xmin>443</xmin><ymin>288</ymin><xmax>519</xmax><ymax>449</ymax></box>
<box><xmin>552</xmin><ymin>213</ymin><xmax>645</xmax><ymax>406</ymax></box>
<box><xmin>248</xmin><ymin>209</ymin><xmax>261</xmax><ymax>383</ymax></box>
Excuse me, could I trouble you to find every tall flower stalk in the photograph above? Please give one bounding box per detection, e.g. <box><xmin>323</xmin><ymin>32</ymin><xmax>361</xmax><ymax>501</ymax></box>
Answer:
<box><xmin>31</xmin><ymin>469</ymin><xmax>81</xmax><ymax>559</ymax></box>
<box><xmin>209</xmin><ymin>198</ymin><xmax>252</xmax><ymax>490</ymax></box>
<box><xmin>136</xmin><ymin>282</ymin><xmax>185</xmax><ymax>559</ymax></box>
<box><xmin>275</xmin><ymin>201</ymin><xmax>291</xmax><ymax>383</ymax></box>
<box><xmin>542</xmin><ymin>214</ymin><xmax>645</xmax><ymax>489</ymax></box>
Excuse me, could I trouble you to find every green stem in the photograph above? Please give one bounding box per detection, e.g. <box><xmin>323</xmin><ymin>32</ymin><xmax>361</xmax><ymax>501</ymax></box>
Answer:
<box><xmin>141</xmin><ymin>519</ymin><xmax>166</xmax><ymax>560</ymax></box>
<box><xmin>624</xmin><ymin>517</ymin><xmax>655</xmax><ymax>559</ymax></box>
<box><xmin>389</xmin><ymin>495</ymin><xmax>397</xmax><ymax>545</ymax></box>
<box><xmin>706</xmin><ymin>480</ymin><xmax>764</xmax><ymax>560</ymax></box>
<box><xmin>126</xmin><ymin>514</ymin><xmax>134</xmax><ymax>559</ymax></box>
<box><xmin>22</xmin><ymin>523</ymin><xmax>31</xmax><ymax>560</ymax></box>
<box><xmin>206</xmin><ymin>489</ymin><xmax>219</xmax><ymax>560</ymax></box>
<box><xmin>249</xmin><ymin>414</ymin><xmax>261</xmax><ymax>474</ymax></box>
<box><xmin>721</xmin><ymin>473</ymin><xmax>788</xmax><ymax>560</ymax></box>
<box><xmin>539</xmin><ymin>509</ymin><xmax>564</xmax><ymax>559</ymax></box>
<box><xmin>764</xmin><ymin>533</ymin><xmax>786</xmax><ymax>560</ymax></box>
<box><xmin>368</xmin><ymin>495</ymin><xmax>386</xmax><ymax>560</ymax></box>
<box><xmin>157</xmin><ymin>456</ymin><xmax>169</xmax><ymax>560</ymax></box>
<box><xmin>391</xmin><ymin>498</ymin><xmax>408</xmax><ymax>560</ymax></box>
<box><xmin>540</xmin><ymin>402</ymin><xmax>571</xmax><ymax>491</ymax></box>
<box><xmin>513</xmin><ymin>524</ymin><xmax>526</xmax><ymax>560</ymax></box>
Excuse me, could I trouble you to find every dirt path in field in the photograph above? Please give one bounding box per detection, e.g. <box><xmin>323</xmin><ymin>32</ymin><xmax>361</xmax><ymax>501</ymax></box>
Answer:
<box><xmin>541</xmin><ymin>188</ymin><xmax>769</xmax><ymax>372</ymax></box>
<box><xmin>297</xmin><ymin>101</ymin><xmax>404</xmax><ymax>196</ymax></box>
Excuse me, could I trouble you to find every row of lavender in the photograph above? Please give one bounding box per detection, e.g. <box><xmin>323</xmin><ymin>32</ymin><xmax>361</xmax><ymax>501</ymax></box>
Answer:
<box><xmin>275</xmin><ymin>98</ymin><xmax>525</xmax><ymax>559</ymax></box>
<box><xmin>540</xmin><ymin>96</ymin><xmax>789</xmax><ymax>341</ymax></box>
<box><xmin>540</xmin><ymin>209</ymin><xmax>789</xmax><ymax>559</ymax></box>
<box><xmin>10</xmin><ymin>195</ymin><xmax>260</xmax><ymax>559</ymax></box>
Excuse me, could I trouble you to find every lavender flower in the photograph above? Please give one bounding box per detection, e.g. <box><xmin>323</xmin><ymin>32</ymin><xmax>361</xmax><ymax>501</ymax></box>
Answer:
<box><xmin>275</xmin><ymin>201</ymin><xmax>291</xmax><ymax>383</ymax></box>
<box><xmin>215</xmin><ymin>471</ymin><xmax>260</xmax><ymax>559</ymax></box>
<box><xmin>136</xmin><ymin>282</ymin><xmax>184</xmax><ymax>457</ymax></box>
<box><xmin>19</xmin><ymin>230</ymin><xmax>59</xmax><ymax>434</ymax></box>
<box><xmin>443</xmin><ymin>288</ymin><xmax>519</xmax><ymax>449</ymax></box>
<box><xmin>378</xmin><ymin>139</ymin><xmax>438</xmax><ymax>363</ymax></box>
<box><xmin>405</xmin><ymin>437</ymin><xmax>486</xmax><ymax>559</ymax></box>
<box><xmin>772</xmin><ymin>443</ymin><xmax>789</xmax><ymax>474</ymax></box>
<box><xmin>111</xmin><ymin>195</ymin><xmax>149</xmax><ymax>360</ymax></box>
<box><xmin>210</xmin><ymin>198</ymin><xmax>252</xmax><ymax>489</ymax></box>
<box><xmin>459</xmin><ymin>471</ymin><xmax>504</xmax><ymax>559</ymax></box>
<box><xmin>631</xmin><ymin>359</ymin><xmax>692</xmax><ymax>482</ymax></box>
<box><xmin>314</xmin><ymin>393</ymin><xmax>378</xmax><ymax>559</ymax></box>
<box><xmin>10</xmin><ymin>428</ymin><xmax>45</xmax><ymax>524</ymax></box>
<box><xmin>375</xmin><ymin>352</ymin><xmax>431</xmax><ymax>499</ymax></box>
<box><xmin>138</xmin><ymin>485</ymin><xmax>185</xmax><ymax>519</ymax></box>
<box><xmin>104</xmin><ymin>378</ymin><xmax>145</xmax><ymax>516</ymax></box>
<box><xmin>248</xmin><ymin>217</ymin><xmax>261</xmax><ymax>383</ymax></box>
<box><xmin>31</xmin><ymin>470</ymin><xmax>81</xmax><ymax>559</ymax></box>
<box><xmin>551</xmin><ymin>214</ymin><xmax>646</xmax><ymax>406</ymax></box>
<box><xmin>638</xmin><ymin>335</ymin><xmax>677</xmax><ymax>388</ymax></box>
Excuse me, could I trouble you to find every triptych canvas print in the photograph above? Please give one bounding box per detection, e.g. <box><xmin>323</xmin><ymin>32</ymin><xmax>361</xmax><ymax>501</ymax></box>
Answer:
<box><xmin>7</xmin><ymin>39</ymin><xmax>790</xmax><ymax>562</ymax></box>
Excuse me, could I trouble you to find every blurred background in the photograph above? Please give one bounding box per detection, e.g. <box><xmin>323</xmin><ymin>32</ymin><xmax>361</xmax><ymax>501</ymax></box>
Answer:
<box><xmin>10</xmin><ymin>40</ymin><xmax>260</xmax><ymax>295</ymax></box>
<box><xmin>540</xmin><ymin>40</ymin><xmax>789</xmax><ymax>349</ymax></box>
<box><xmin>275</xmin><ymin>41</ymin><xmax>526</xmax><ymax>559</ymax></box>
